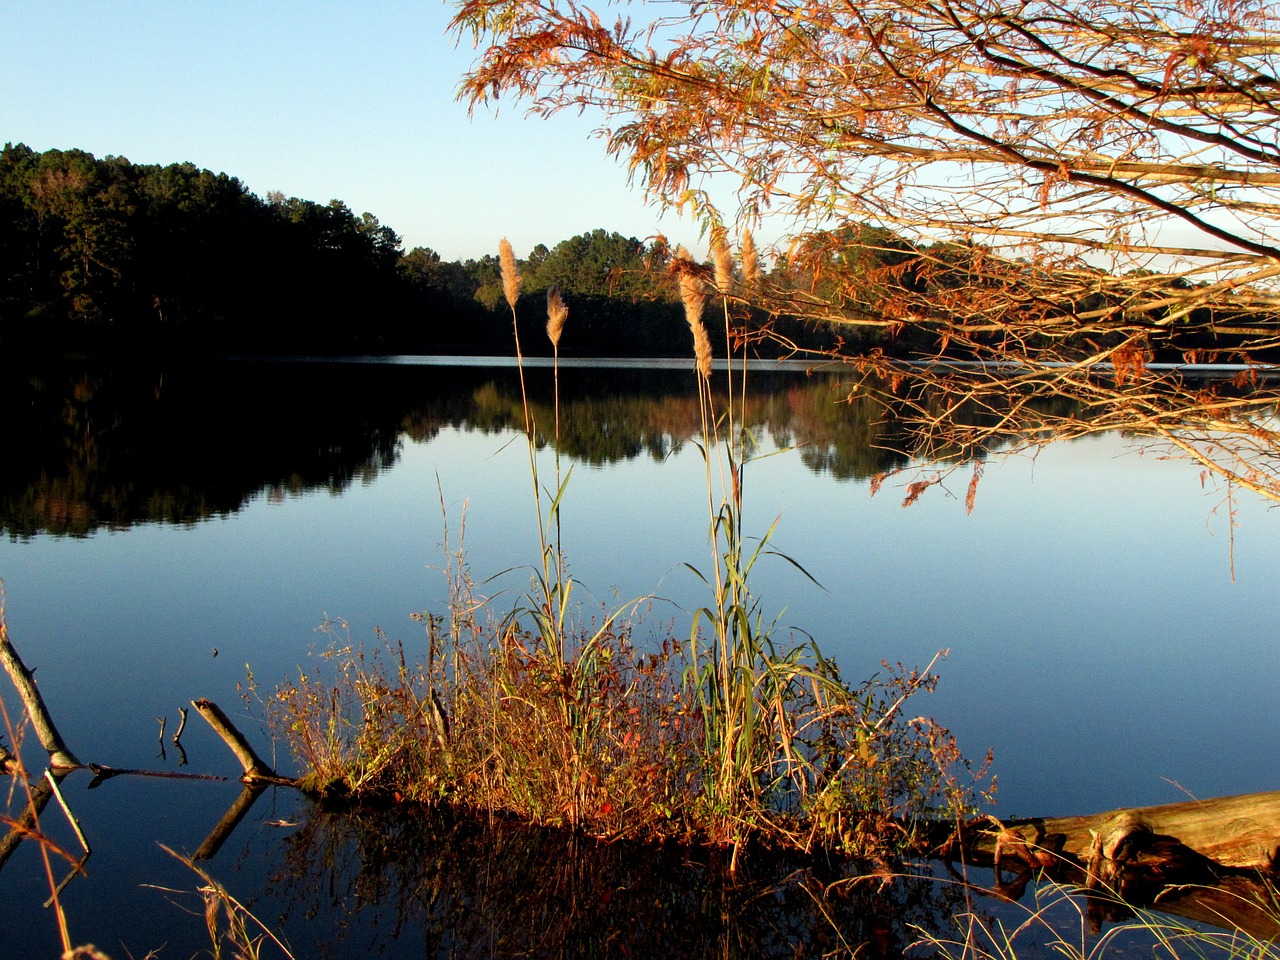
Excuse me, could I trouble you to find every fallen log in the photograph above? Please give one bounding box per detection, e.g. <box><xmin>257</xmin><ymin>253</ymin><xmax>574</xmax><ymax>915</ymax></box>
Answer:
<box><xmin>937</xmin><ymin>792</ymin><xmax>1280</xmax><ymax>937</ymax></box>
<box><xmin>953</xmin><ymin>791</ymin><xmax>1280</xmax><ymax>873</ymax></box>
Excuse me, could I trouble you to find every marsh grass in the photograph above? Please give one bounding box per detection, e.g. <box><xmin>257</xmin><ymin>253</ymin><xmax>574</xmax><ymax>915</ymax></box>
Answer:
<box><xmin>148</xmin><ymin>846</ymin><xmax>297</xmax><ymax>960</ymax></box>
<box><xmin>912</xmin><ymin>877</ymin><xmax>1280</xmax><ymax>960</ymax></box>
<box><xmin>263</xmin><ymin>237</ymin><xmax>993</xmax><ymax>861</ymax></box>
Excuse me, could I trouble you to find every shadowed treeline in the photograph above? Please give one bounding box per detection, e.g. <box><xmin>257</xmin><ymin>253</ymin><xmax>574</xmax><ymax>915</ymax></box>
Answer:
<box><xmin>1</xmin><ymin>358</ymin><xmax>1060</xmax><ymax>538</ymax></box>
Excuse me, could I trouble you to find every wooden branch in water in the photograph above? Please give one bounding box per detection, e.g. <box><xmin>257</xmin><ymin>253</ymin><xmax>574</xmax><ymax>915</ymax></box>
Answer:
<box><xmin>190</xmin><ymin>699</ymin><xmax>281</xmax><ymax>784</ymax></box>
<box><xmin>0</xmin><ymin>621</ymin><xmax>79</xmax><ymax>769</ymax></box>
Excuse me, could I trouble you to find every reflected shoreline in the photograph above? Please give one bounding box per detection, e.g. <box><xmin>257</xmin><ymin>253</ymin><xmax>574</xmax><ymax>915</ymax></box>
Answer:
<box><xmin>5</xmin><ymin>355</ymin><xmax>1004</xmax><ymax>538</ymax></box>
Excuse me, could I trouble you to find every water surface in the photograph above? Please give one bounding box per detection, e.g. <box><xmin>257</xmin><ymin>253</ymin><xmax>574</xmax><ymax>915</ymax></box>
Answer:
<box><xmin>0</xmin><ymin>356</ymin><xmax>1275</xmax><ymax>957</ymax></box>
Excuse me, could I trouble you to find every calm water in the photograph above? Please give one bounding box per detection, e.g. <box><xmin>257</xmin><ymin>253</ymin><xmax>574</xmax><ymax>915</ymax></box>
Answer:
<box><xmin>0</xmin><ymin>356</ymin><xmax>1276</xmax><ymax>957</ymax></box>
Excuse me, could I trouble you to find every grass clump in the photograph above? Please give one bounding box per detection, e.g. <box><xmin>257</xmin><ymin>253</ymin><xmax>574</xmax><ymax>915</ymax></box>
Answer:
<box><xmin>264</xmin><ymin>237</ymin><xmax>993</xmax><ymax>863</ymax></box>
<box><xmin>913</xmin><ymin>877</ymin><xmax>1280</xmax><ymax>960</ymax></box>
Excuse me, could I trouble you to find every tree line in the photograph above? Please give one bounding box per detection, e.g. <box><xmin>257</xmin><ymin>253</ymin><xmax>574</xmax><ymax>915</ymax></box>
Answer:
<box><xmin>0</xmin><ymin>144</ymin><xmax>699</xmax><ymax>355</ymax></box>
<box><xmin>0</xmin><ymin>142</ymin><xmax>981</xmax><ymax>358</ymax></box>
<box><xmin>4</xmin><ymin>143</ymin><xmax>1222</xmax><ymax>363</ymax></box>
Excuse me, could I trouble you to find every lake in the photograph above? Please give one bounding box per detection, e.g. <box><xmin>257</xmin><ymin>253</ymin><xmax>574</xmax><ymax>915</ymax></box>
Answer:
<box><xmin>0</xmin><ymin>356</ymin><xmax>1276</xmax><ymax>958</ymax></box>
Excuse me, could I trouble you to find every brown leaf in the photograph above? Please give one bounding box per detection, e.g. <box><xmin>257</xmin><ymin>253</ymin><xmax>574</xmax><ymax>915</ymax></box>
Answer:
<box><xmin>901</xmin><ymin>478</ymin><xmax>936</xmax><ymax>508</ymax></box>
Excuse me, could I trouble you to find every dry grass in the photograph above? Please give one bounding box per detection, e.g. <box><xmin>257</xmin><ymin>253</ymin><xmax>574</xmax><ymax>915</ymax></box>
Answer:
<box><xmin>912</xmin><ymin>877</ymin><xmax>1280</xmax><ymax>960</ymax></box>
<box><xmin>266</xmin><ymin>609</ymin><xmax>987</xmax><ymax>854</ymax></box>
<box><xmin>146</xmin><ymin>846</ymin><xmax>297</xmax><ymax>960</ymax></box>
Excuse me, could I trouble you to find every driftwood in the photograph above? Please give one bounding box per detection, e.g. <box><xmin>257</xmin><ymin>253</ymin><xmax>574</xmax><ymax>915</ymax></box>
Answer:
<box><xmin>941</xmin><ymin>792</ymin><xmax>1280</xmax><ymax>937</ymax></box>
<box><xmin>953</xmin><ymin>791</ymin><xmax>1280</xmax><ymax>874</ymax></box>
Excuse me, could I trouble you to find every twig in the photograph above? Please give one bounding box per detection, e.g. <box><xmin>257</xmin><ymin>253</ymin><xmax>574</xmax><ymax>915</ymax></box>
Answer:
<box><xmin>45</xmin><ymin>769</ymin><xmax>90</xmax><ymax>855</ymax></box>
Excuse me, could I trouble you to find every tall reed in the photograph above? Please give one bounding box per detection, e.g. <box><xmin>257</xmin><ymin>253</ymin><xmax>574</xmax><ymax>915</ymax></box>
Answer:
<box><xmin>494</xmin><ymin>247</ymin><xmax>649</xmax><ymax>827</ymax></box>
<box><xmin>673</xmin><ymin>237</ymin><xmax>845</xmax><ymax>862</ymax></box>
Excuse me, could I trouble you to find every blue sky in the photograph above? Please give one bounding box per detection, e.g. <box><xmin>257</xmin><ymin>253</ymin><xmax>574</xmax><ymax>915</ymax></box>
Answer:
<box><xmin>1</xmin><ymin>1</ymin><xmax>699</xmax><ymax>261</ymax></box>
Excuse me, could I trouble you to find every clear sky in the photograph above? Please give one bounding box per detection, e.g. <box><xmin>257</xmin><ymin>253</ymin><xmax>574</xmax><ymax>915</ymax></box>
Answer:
<box><xmin>0</xmin><ymin>1</ymin><xmax>700</xmax><ymax>262</ymax></box>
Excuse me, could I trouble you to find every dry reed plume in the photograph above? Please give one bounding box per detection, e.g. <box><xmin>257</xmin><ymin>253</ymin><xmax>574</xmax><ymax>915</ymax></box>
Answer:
<box><xmin>674</xmin><ymin>247</ymin><xmax>712</xmax><ymax>379</ymax></box>
<box><xmin>499</xmin><ymin>237</ymin><xmax>522</xmax><ymax>310</ymax></box>
<box><xmin>739</xmin><ymin>229</ymin><xmax>759</xmax><ymax>296</ymax></box>
<box><xmin>546</xmin><ymin>286</ymin><xmax>568</xmax><ymax>348</ymax></box>
<box><xmin>710</xmin><ymin>226</ymin><xmax>733</xmax><ymax>296</ymax></box>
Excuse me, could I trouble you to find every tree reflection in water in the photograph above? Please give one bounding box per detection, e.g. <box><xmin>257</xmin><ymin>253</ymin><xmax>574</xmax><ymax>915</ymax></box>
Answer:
<box><xmin>2</xmin><ymin>356</ymin><xmax>1077</xmax><ymax>539</ymax></box>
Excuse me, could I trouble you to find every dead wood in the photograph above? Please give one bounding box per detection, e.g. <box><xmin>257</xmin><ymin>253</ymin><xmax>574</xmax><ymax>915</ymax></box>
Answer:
<box><xmin>190</xmin><ymin>698</ymin><xmax>286</xmax><ymax>785</ymax></box>
<box><xmin>949</xmin><ymin>791</ymin><xmax>1280</xmax><ymax>874</ymax></box>
<box><xmin>0</xmin><ymin>620</ymin><xmax>79</xmax><ymax>769</ymax></box>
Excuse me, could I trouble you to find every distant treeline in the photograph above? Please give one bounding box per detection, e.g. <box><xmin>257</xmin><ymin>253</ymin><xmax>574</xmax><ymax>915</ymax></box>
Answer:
<box><xmin>12</xmin><ymin>143</ymin><xmax>1223</xmax><ymax>362</ymax></box>
<box><xmin>0</xmin><ymin>145</ymin><xmax>773</xmax><ymax>355</ymax></box>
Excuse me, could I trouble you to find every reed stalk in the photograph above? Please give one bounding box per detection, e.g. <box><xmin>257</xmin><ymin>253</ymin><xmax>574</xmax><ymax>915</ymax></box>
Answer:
<box><xmin>676</xmin><ymin>240</ymin><xmax>789</xmax><ymax>853</ymax></box>
<box><xmin>546</xmin><ymin>286</ymin><xmax>569</xmax><ymax>621</ymax></box>
<box><xmin>498</xmin><ymin>238</ymin><xmax>562</xmax><ymax>661</ymax></box>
